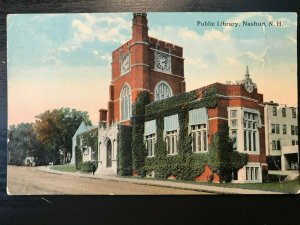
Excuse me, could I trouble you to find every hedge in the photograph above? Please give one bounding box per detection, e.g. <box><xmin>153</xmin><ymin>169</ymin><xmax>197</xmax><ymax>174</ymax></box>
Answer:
<box><xmin>80</xmin><ymin>161</ymin><xmax>98</xmax><ymax>173</ymax></box>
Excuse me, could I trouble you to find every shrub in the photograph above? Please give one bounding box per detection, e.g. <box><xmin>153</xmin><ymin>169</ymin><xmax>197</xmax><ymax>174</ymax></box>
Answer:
<box><xmin>80</xmin><ymin>161</ymin><xmax>98</xmax><ymax>173</ymax></box>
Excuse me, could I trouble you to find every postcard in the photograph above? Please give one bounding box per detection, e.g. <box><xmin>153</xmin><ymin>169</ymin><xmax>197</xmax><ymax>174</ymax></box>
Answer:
<box><xmin>7</xmin><ymin>12</ymin><xmax>298</xmax><ymax>195</ymax></box>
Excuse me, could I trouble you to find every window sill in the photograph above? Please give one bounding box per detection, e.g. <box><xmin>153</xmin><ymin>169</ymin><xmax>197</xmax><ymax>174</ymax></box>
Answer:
<box><xmin>167</xmin><ymin>153</ymin><xmax>178</xmax><ymax>156</ymax></box>
<box><xmin>244</xmin><ymin>151</ymin><xmax>260</xmax><ymax>155</ymax></box>
<box><xmin>192</xmin><ymin>151</ymin><xmax>208</xmax><ymax>154</ymax></box>
<box><xmin>147</xmin><ymin>156</ymin><xmax>155</xmax><ymax>158</ymax></box>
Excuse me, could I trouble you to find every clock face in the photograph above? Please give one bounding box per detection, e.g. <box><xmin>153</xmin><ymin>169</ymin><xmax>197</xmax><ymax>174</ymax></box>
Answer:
<box><xmin>155</xmin><ymin>53</ymin><xmax>170</xmax><ymax>71</ymax></box>
<box><xmin>121</xmin><ymin>54</ymin><xmax>130</xmax><ymax>74</ymax></box>
<box><xmin>245</xmin><ymin>80</ymin><xmax>254</xmax><ymax>93</ymax></box>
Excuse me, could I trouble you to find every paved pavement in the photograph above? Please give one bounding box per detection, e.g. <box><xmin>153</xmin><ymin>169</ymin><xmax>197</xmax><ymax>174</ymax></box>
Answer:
<box><xmin>8</xmin><ymin>166</ymin><xmax>207</xmax><ymax>195</ymax></box>
<box><xmin>268</xmin><ymin>170</ymin><xmax>299</xmax><ymax>181</ymax></box>
<box><xmin>38</xmin><ymin>166</ymin><xmax>285</xmax><ymax>194</ymax></box>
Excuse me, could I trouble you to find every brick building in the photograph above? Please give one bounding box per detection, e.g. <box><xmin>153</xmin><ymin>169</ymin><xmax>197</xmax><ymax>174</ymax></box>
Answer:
<box><xmin>101</xmin><ymin>13</ymin><xmax>185</xmax><ymax>126</ymax></box>
<box><xmin>93</xmin><ymin>13</ymin><xmax>267</xmax><ymax>182</ymax></box>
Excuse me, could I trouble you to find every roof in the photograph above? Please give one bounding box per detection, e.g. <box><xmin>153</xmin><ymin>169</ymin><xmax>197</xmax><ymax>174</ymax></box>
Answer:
<box><xmin>72</xmin><ymin>121</ymin><xmax>97</xmax><ymax>139</ymax></box>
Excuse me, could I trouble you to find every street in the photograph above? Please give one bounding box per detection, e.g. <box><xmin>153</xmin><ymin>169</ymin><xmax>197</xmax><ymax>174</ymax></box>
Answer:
<box><xmin>7</xmin><ymin>166</ymin><xmax>210</xmax><ymax>195</ymax></box>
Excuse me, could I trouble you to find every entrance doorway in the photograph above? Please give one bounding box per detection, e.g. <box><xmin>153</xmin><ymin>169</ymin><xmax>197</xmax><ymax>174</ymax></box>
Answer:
<box><xmin>106</xmin><ymin>139</ymin><xmax>112</xmax><ymax>167</ymax></box>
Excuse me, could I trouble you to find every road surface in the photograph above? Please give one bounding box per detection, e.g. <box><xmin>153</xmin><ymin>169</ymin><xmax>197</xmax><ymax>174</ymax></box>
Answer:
<box><xmin>7</xmin><ymin>165</ymin><xmax>210</xmax><ymax>195</ymax></box>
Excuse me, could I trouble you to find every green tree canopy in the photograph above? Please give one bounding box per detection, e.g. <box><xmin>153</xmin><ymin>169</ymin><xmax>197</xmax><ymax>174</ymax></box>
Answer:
<box><xmin>35</xmin><ymin>108</ymin><xmax>92</xmax><ymax>164</ymax></box>
<box><xmin>208</xmin><ymin>123</ymin><xmax>248</xmax><ymax>182</ymax></box>
<box><xmin>8</xmin><ymin>123</ymin><xmax>39</xmax><ymax>166</ymax></box>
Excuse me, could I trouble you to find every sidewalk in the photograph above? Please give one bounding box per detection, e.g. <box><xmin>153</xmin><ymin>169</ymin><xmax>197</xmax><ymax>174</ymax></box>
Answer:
<box><xmin>269</xmin><ymin>170</ymin><xmax>299</xmax><ymax>181</ymax></box>
<box><xmin>38</xmin><ymin>166</ymin><xmax>284</xmax><ymax>194</ymax></box>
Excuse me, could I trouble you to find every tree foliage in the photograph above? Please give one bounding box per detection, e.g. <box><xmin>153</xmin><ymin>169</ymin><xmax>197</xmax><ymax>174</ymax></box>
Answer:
<box><xmin>8</xmin><ymin>123</ymin><xmax>40</xmax><ymax>165</ymax></box>
<box><xmin>208</xmin><ymin>123</ymin><xmax>248</xmax><ymax>182</ymax></box>
<box><xmin>34</xmin><ymin>108</ymin><xmax>92</xmax><ymax>164</ymax></box>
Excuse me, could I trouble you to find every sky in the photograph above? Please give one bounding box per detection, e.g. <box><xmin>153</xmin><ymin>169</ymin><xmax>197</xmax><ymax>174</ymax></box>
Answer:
<box><xmin>7</xmin><ymin>12</ymin><xmax>297</xmax><ymax>126</ymax></box>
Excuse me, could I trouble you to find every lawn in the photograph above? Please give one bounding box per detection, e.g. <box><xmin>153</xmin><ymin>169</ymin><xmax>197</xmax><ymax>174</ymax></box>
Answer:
<box><xmin>201</xmin><ymin>179</ymin><xmax>300</xmax><ymax>194</ymax></box>
<box><xmin>126</xmin><ymin>176</ymin><xmax>300</xmax><ymax>194</ymax></box>
<box><xmin>50</xmin><ymin>164</ymin><xmax>77</xmax><ymax>173</ymax></box>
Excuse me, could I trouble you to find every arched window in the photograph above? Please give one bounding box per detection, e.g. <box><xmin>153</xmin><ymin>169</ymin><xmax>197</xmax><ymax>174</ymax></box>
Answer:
<box><xmin>154</xmin><ymin>81</ymin><xmax>173</xmax><ymax>101</ymax></box>
<box><xmin>120</xmin><ymin>84</ymin><xmax>132</xmax><ymax>121</ymax></box>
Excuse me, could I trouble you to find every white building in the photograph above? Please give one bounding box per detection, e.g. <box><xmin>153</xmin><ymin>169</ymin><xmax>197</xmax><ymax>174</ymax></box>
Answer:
<box><xmin>264</xmin><ymin>101</ymin><xmax>298</xmax><ymax>170</ymax></box>
<box><xmin>70</xmin><ymin>121</ymin><xmax>97</xmax><ymax>164</ymax></box>
<box><xmin>95</xmin><ymin>123</ymin><xmax>118</xmax><ymax>175</ymax></box>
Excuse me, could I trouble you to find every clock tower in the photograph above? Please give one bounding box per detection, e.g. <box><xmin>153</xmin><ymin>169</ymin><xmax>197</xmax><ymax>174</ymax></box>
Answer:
<box><xmin>104</xmin><ymin>13</ymin><xmax>186</xmax><ymax>125</ymax></box>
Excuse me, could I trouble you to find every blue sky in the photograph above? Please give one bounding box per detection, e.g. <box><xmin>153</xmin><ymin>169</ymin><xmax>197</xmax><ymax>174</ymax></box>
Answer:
<box><xmin>7</xmin><ymin>12</ymin><xmax>297</xmax><ymax>126</ymax></box>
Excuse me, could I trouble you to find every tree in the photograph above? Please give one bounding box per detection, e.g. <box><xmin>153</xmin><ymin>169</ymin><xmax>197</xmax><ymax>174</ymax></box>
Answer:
<box><xmin>208</xmin><ymin>123</ymin><xmax>248</xmax><ymax>182</ymax></box>
<box><xmin>8</xmin><ymin>123</ymin><xmax>39</xmax><ymax>166</ymax></box>
<box><xmin>35</xmin><ymin>108</ymin><xmax>92</xmax><ymax>165</ymax></box>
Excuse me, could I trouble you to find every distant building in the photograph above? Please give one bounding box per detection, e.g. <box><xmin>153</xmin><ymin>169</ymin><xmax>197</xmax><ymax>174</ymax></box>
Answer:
<box><xmin>264</xmin><ymin>102</ymin><xmax>298</xmax><ymax>170</ymax></box>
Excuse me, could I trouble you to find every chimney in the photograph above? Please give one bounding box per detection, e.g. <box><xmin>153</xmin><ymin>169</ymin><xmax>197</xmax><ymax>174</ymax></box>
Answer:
<box><xmin>99</xmin><ymin>109</ymin><xmax>108</xmax><ymax>122</ymax></box>
<box><xmin>132</xmin><ymin>13</ymin><xmax>148</xmax><ymax>42</ymax></box>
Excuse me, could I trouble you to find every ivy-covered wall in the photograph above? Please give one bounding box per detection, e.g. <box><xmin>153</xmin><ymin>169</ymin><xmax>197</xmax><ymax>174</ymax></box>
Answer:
<box><xmin>74</xmin><ymin>129</ymin><xmax>98</xmax><ymax>171</ymax></box>
<box><xmin>130</xmin><ymin>86</ymin><xmax>248</xmax><ymax>182</ymax></box>
<box><xmin>117</xmin><ymin>125</ymin><xmax>132</xmax><ymax>176</ymax></box>
<box><xmin>131</xmin><ymin>91</ymin><xmax>151</xmax><ymax>176</ymax></box>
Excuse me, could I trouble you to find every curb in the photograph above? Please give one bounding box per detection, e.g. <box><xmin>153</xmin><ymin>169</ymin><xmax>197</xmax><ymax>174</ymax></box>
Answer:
<box><xmin>37</xmin><ymin>167</ymin><xmax>284</xmax><ymax>195</ymax></box>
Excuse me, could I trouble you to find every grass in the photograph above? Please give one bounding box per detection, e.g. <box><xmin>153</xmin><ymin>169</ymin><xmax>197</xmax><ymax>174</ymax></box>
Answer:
<box><xmin>50</xmin><ymin>164</ymin><xmax>77</xmax><ymax>173</ymax></box>
<box><xmin>123</xmin><ymin>176</ymin><xmax>300</xmax><ymax>194</ymax></box>
<box><xmin>199</xmin><ymin>179</ymin><xmax>300</xmax><ymax>194</ymax></box>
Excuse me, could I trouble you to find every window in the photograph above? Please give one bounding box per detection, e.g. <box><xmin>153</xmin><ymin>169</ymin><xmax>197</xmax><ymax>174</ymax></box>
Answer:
<box><xmin>291</xmin><ymin>125</ymin><xmax>295</xmax><ymax>135</ymax></box>
<box><xmin>271</xmin><ymin>124</ymin><xmax>275</xmax><ymax>134</ymax></box>
<box><xmin>166</xmin><ymin>130</ymin><xmax>178</xmax><ymax>155</ymax></box>
<box><xmin>283</xmin><ymin>124</ymin><xmax>287</xmax><ymax>134</ymax></box>
<box><xmin>191</xmin><ymin>124</ymin><xmax>207</xmax><ymax>153</ymax></box>
<box><xmin>296</xmin><ymin>141</ymin><xmax>299</xmax><ymax>145</ymax></box>
<box><xmin>144</xmin><ymin>119</ymin><xmax>157</xmax><ymax>157</ymax></box>
<box><xmin>145</xmin><ymin>134</ymin><xmax>156</xmax><ymax>157</ymax></box>
<box><xmin>282</xmin><ymin>108</ymin><xmax>286</xmax><ymax>117</ymax></box>
<box><xmin>230</xmin><ymin>110</ymin><xmax>238</xmax><ymax>128</ymax></box>
<box><xmin>292</xmin><ymin>108</ymin><xmax>296</xmax><ymax>118</ymax></box>
<box><xmin>275</xmin><ymin>124</ymin><xmax>280</xmax><ymax>134</ymax></box>
<box><xmin>243</xmin><ymin>112</ymin><xmax>259</xmax><ymax>152</ymax></box>
<box><xmin>232</xmin><ymin>169</ymin><xmax>238</xmax><ymax>180</ymax></box>
<box><xmin>272</xmin><ymin>140</ymin><xmax>276</xmax><ymax>150</ymax></box>
<box><xmin>272</xmin><ymin>107</ymin><xmax>277</xmax><ymax>116</ymax></box>
<box><xmin>120</xmin><ymin>84</ymin><xmax>132</xmax><ymax>121</ymax></box>
<box><xmin>292</xmin><ymin>140</ymin><xmax>295</xmax><ymax>146</ymax></box>
<box><xmin>246</xmin><ymin>166</ymin><xmax>259</xmax><ymax>181</ymax></box>
<box><xmin>295</xmin><ymin>126</ymin><xmax>298</xmax><ymax>135</ymax></box>
<box><xmin>154</xmin><ymin>81</ymin><xmax>172</xmax><ymax>101</ymax></box>
<box><xmin>164</xmin><ymin>114</ymin><xmax>179</xmax><ymax>155</ymax></box>
<box><xmin>231</xmin><ymin>130</ymin><xmax>237</xmax><ymax>151</ymax></box>
<box><xmin>276</xmin><ymin>140</ymin><xmax>281</xmax><ymax>150</ymax></box>
<box><xmin>229</xmin><ymin>110</ymin><xmax>238</xmax><ymax>150</ymax></box>
<box><xmin>272</xmin><ymin>140</ymin><xmax>281</xmax><ymax>150</ymax></box>
<box><xmin>91</xmin><ymin>148</ymin><xmax>96</xmax><ymax>161</ymax></box>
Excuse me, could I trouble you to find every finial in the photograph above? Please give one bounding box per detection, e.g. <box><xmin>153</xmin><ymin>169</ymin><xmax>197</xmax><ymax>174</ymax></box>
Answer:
<box><xmin>245</xmin><ymin>65</ymin><xmax>250</xmax><ymax>78</ymax></box>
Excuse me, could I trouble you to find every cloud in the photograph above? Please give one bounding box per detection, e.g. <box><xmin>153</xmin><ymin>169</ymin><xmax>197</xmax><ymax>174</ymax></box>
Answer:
<box><xmin>71</xmin><ymin>14</ymin><xmax>131</xmax><ymax>45</ymax></box>
<box><xmin>202</xmin><ymin>29</ymin><xmax>229</xmax><ymax>41</ymax></box>
<box><xmin>58</xmin><ymin>45</ymin><xmax>81</xmax><ymax>52</ymax></box>
<box><xmin>226</xmin><ymin>57</ymin><xmax>242</xmax><ymax>66</ymax></box>
<box><xmin>240</xmin><ymin>51</ymin><xmax>265</xmax><ymax>62</ymax></box>
<box><xmin>72</xmin><ymin>19</ymin><xmax>93</xmax><ymax>34</ymax></box>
